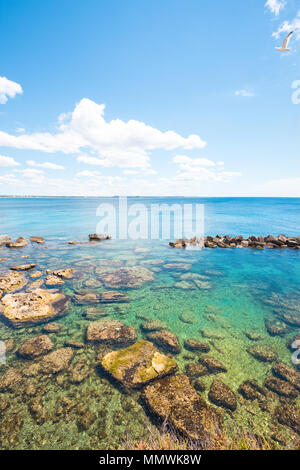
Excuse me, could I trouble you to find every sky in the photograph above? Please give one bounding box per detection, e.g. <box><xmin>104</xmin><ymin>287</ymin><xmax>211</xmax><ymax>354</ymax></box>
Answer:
<box><xmin>0</xmin><ymin>0</ymin><xmax>299</xmax><ymax>197</ymax></box>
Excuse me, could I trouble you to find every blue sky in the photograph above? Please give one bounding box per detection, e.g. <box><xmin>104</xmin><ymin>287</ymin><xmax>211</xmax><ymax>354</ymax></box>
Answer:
<box><xmin>0</xmin><ymin>0</ymin><xmax>299</xmax><ymax>196</ymax></box>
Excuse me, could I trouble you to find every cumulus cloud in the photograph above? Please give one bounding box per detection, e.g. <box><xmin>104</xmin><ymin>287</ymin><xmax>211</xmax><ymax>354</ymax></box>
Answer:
<box><xmin>0</xmin><ymin>98</ymin><xmax>206</xmax><ymax>169</ymax></box>
<box><xmin>0</xmin><ymin>155</ymin><xmax>19</xmax><ymax>167</ymax></box>
<box><xmin>172</xmin><ymin>154</ymin><xmax>241</xmax><ymax>183</ymax></box>
<box><xmin>235</xmin><ymin>89</ymin><xmax>255</xmax><ymax>97</ymax></box>
<box><xmin>273</xmin><ymin>10</ymin><xmax>300</xmax><ymax>40</ymax></box>
<box><xmin>0</xmin><ymin>76</ymin><xmax>23</xmax><ymax>104</ymax></box>
<box><xmin>265</xmin><ymin>0</ymin><xmax>285</xmax><ymax>16</ymax></box>
<box><xmin>26</xmin><ymin>159</ymin><xmax>64</xmax><ymax>170</ymax></box>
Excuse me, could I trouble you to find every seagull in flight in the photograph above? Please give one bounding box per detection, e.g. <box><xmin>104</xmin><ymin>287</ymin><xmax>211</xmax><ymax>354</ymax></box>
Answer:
<box><xmin>276</xmin><ymin>31</ymin><xmax>293</xmax><ymax>52</ymax></box>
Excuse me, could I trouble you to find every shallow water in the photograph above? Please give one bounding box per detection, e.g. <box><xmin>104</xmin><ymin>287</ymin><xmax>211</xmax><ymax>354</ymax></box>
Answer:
<box><xmin>0</xmin><ymin>197</ymin><xmax>300</xmax><ymax>449</ymax></box>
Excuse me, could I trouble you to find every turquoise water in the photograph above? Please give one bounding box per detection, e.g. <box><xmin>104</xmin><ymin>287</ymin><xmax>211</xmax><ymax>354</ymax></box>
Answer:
<box><xmin>0</xmin><ymin>197</ymin><xmax>300</xmax><ymax>449</ymax></box>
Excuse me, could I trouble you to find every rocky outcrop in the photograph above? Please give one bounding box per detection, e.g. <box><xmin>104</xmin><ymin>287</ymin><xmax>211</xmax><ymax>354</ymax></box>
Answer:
<box><xmin>142</xmin><ymin>374</ymin><xmax>223</xmax><ymax>441</ymax></box>
<box><xmin>99</xmin><ymin>340</ymin><xmax>178</xmax><ymax>389</ymax></box>
<box><xmin>238</xmin><ymin>379</ymin><xmax>266</xmax><ymax>401</ymax></box>
<box><xmin>140</xmin><ymin>320</ymin><xmax>167</xmax><ymax>332</ymax></box>
<box><xmin>18</xmin><ymin>335</ymin><xmax>54</xmax><ymax>359</ymax></box>
<box><xmin>0</xmin><ymin>271</ymin><xmax>28</xmax><ymax>293</ymax></box>
<box><xmin>39</xmin><ymin>347</ymin><xmax>74</xmax><ymax>374</ymax></box>
<box><xmin>89</xmin><ymin>233</ymin><xmax>111</xmax><ymax>241</ymax></box>
<box><xmin>30</xmin><ymin>236</ymin><xmax>45</xmax><ymax>243</ymax></box>
<box><xmin>198</xmin><ymin>356</ymin><xmax>227</xmax><ymax>374</ymax></box>
<box><xmin>100</xmin><ymin>291</ymin><xmax>130</xmax><ymax>303</ymax></box>
<box><xmin>0</xmin><ymin>235</ymin><xmax>11</xmax><ymax>245</ymax></box>
<box><xmin>247</xmin><ymin>344</ymin><xmax>277</xmax><ymax>363</ymax></box>
<box><xmin>208</xmin><ymin>380</ymin><xmax>237</xmax><ymax>411</ymax></box>
<box><xmin>0</xmin><ymin>288</ymin><xmax>70</xmax><ymax>328</ymax></box>
<box><xmin>264</xmin><ymin>376</ymin><xmax>298</xmax><ymax>398</ymax></box>
<box><xmin>86</xmin><ymin>319</ymin><xmax>137</xmax><ymax>346</ymax></box>
<box><xmin>184</xmin><ymin>339</ymin><xmax>210</xmax><ymax>353</ymax></box>
<box><xmin>52</xmin><ymin>268</ymin><xmax>75</xmax><ymax>279</ymax></box>
<box><xmin>272</xmin><ymin>361</ymin><xmax>300</xmax><ymax>391</ymax></box>
<box><xmin>185</xmin><ymin>362</ymin><xmax>209</xmax><ymax>378</ymax></box>
<box><xmin>169</xmin><ymin>237</ymin><xmax>204</xmax><ymax>248</ymax></box>
<box><xmin>98</xmin><ymin>267</ymin><xmax>154</xmax><ymax>288</ymax></box>
<box><xmin>0</xmin><ymin>368</ymin><xmax>23</xmax><ymax>392</ymax></box>
<box><xmin>45</xmin><ymin>275</ymin><xmax>65</xmax><ymax>286</ymax></box>
<box><xmin>10</xmin><ymin>264</ymin><xmax>36</xmax><ymax>271</ymax></box>
<box><xmin>265</xmin><ymin>318</ymin><xmax>290</xmax><ymax>336</ymax></box>
<box><xmin>275</xmin><ymin>404</ymin><xmax>300</xmax><ymax>435</ymax></box>
<box><xmin>6</xmin><ymin>237</ymin><xmax>28</xmax><ymax>248</ymax></box>
<box><xmin>73</xmin><ymin>292</ymin><xmax>100</xmax><ymax>304</ymax></box>
<box><xmin>146</xmin><ymin>329</ymin><xmax>181</xmax><ymax>354</ymax></box>
<box><xmin>162</xmin><ymin>263</ymin><xmax>192</xmax><ymax>271</ymax></box>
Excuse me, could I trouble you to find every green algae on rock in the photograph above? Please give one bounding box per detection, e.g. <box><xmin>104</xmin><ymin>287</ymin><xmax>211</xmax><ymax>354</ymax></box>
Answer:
<box><xmin>100</xmin><ymin>291</ymin><xmax>130</xmax><ymax>303</ymax></box>
<box><xmin>86</xmin><ymin>319</ymin><xmax>137</xmax><ymax>346</ymax></box>
<box><xmin>98</xmin><ymin>266</ymin><xmax>154</xmax><ymax>288</ymax></box>
<box><xmin>184</xmin><ymin>339</ymin><xmax>210</xmax><ymax>353</ymax></box>
<box><xmin>247</xmin><ymin>344</ymin><xmax>278</xmax><ymax>363</ymax></box>
<box><xmin>146</xmin><ymin>329</ymin><xmax>181</xmax><ymax>354</ymax></box>
<box><xmin>0</xmin><ymin>288</ymin><xmax>70</xmax><ymax>328</ymax></box>
<box><xmin>208</xmin><ymin>379</ymin><xmax>237</xmax><ymax>411</ymax></box>
<box><xmin>142</xmin><ymin>374</ymin><xmax>223</xmax><ymax>442</ymax></box>
<box><xmin>99</xmin><ymin>340</ymin><xmax>178</xmax><ymax>389</ymax></box>
<box><xmin>18</xmin><ymin>334</ymin><xmax>54</xmax><ymax>359</ymax></box>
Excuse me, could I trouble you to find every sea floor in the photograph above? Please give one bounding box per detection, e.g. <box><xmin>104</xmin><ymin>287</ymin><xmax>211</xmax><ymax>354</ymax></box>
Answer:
<box><xmin>0</xmin><ymin>237</ymin><xmax>299</xmax><ymax>449</ymax></box>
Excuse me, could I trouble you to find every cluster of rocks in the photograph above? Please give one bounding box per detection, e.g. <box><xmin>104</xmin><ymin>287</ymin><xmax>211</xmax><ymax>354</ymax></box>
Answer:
<box><xmin>0</xmin><ymin>235</ymin><xmax>46</xmax><ymax>248</ymax></box>
<box><xmin>170</xmin><ymin>234</ymin><xmax>300</xmax><ymax>250</ymax></box>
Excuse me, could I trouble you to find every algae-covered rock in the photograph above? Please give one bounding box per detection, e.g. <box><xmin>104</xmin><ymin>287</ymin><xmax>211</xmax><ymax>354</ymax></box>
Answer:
<box><xmin>99</xmin><ymin>267</ymin><xmax>154</xmax><ymax>288</ymax></box>
<box><xmin>140</xmin><ymin>320</ymin><xmax>167</xmax><ymax>332</ymax></box>
<box><xmin>18</xmin><ymin>335</ymin><xmax>54</xmax><ymax>359</ymax></box>
<box><xmin>185</xmin><ymin>362</ymin><xmax>208</xmax><ymax>378</ymax></box>
<box><xmin>264</xmin><ymin>376</ymin><xmax>298</xmax><ymax>399</ymax></box>
<box><xmin>39</xmin><ymin>347</ymin><xmax>74</xmax><ymax>374</ymax></box>
<box><xmin>0</xmin><ymin>288</ymin><xmax>69</xmax><ymax>328</ymax></box>
<box><xmin>208</xmin><ymin>379</ymin><xmax>237</xmax><ymax>411</ymax></box>
<box><xmin>265</xmin><ymin>318</ymin><xmax>290</xmax><ymax>337</ymax></box>
<box><xmin>244</xmin><ymin>330</ymin><xmax>264</xmax><ymax>341</ymax></box>
<box><xmin>184</xmin><ymin>339</ymin><xmax>210</xmax><ymax>353</ymax></box>
<box><xmin>238</xmin><ymin>379</ymin><xmax>266</xmax><ymax>401</ymax></box>
<box><xmin>42</xmin><ymin>322</ymin><xmax>62</xmax><ymax>333</ymax></box>
<box><xmin>0</xmin><ymin>368</ymin><xmax>23</xmax><ymax>392</ymax></box>
<box><xmin>275</xmin><ymin>404</ymin><xmax>300</xmax><ymax>435</ymax></box>
<box><xmin>146</xmin><ymin>329</ymin><xmax>181</xmax><ymax>354</ymax></box>
<box><xmin>0</xmin><ymin>271</ymin><xmax>28</xmax><ymax>293</ymax></box>
<box><xmin>247</xmin><ymin>344</ymin><xmax>277</xmax><ymax>363</ymax></box>
<box><xmin>74</xmin><ymin>292</ymin><xmax>100</xmax><ymax>304</ymax></box>
<box><xmin>86</xmin><ymin>319</ymin><xmax>137</xmax><ymax>346</ymax></box>
<box><xmin>272</xmin><ymin>361</ymin><xmax>300</xmax><ymax>391</ymax></box>
<box><xmin>100</xmin><ymin>291</ymin><xmax>130</xmax><ymax>303</ymax></box>
<box><xmin>142</xmin><ymin>374</ymin><xmax>223</xmax><ymax>441</ymax></box>
<box><xmin>99</xmin><ymin>340</ymin><xmax>178</xmax><ymax>389</ymax></box>
<box><xmin>179</xmin><ymin>311</ymin><xmax>198</xmax><ymax>324</ymax></box>
<box><xmin>198</xmin><ymin>356</ymin><xmax>227</xmax><ymax>374</ymax></box>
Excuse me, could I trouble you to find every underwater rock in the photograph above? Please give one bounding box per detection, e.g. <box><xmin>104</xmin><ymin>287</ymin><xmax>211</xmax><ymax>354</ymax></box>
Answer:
<box><xmin>100</xmin><ymin>291</ymin><xmax>130</xmax><ymax>303</ymax></box>
<box><xmin>180</xmin><ymin>272</ymin><xmax>210</xmax><ymax>281</ymax></box>
<box><xmin>52</xmin><ymin>268</ymin><xmax>75</xmax><ymax>279</ymax></box>
<box><xmin>244</xmin><ymin>330</ymin><xmax>264</xmax><ymax>341</ymax></box>
<box><xmin>39</xmin><ymin>347</ymin><xmax>74</xmax><ymax>374</ymax></box>
<box><xmin>4</xmin><ymin>338</ymin><xmax>15</xmax><ymax>352</ymax></box>
<box><xmin>272</xmin><ymin>361</ymin><xmax>300</xmax><ymax>391</ymax></box>
<box><xmin>0</xmin><ymin>413</ymin><xmax>23</xmax><ymax>447</ymax></box>
<box><xmin>238</xmin><ymin>379</ymin><xmax>266</xmax><ymax>401</ymax></box>
<box><xmin>193</xmin><ymin>280</ymin><xmax>212</xmax><ymax>289</ymax></box>
<box><xmin>0</xmin><ymin>368</ymin><xmax>23</xmax><ymax>392</ymax></box>
<box><xmin>84</xmin><ymin>278</ymin><xmax>102</xmax><ymax>288</ymax></box>
<box><xmin>275</xmin><ymin>404</ymin><xmax>300</xmax><ymax>435</ymax></box>
<box><xmin>179</xmin><ymin>311</ymin><xmax>198</xmax><ymax>324</ymax></box>
<box><xmin>264</xmin><ymin>376</ymin><xmax>298</xmax><ymax>399</ymax></box>
<box><xmin>0</xmin><ymin>234</ymin><xmax>11</xmax><ymax>245</ymax></box>
<box><xmin>247</xmin><ymin>344</ymin><xmax>278</xmax><ymax>363</ymax></box>
<box><xmin>208</xmin><ymin>379</ymin><xmax>237</xmax><ymax>411</ymax></box>
<box><xmin>28</xmin><ymin>279</ymin><xmax>44</xmax><ymax>290</ymax></box>
<box><xmin>99</xmin><ymin>340</ymin><xmax>178</xmax><ymax>389</ymax></box>
<box><xmin>18</xmin><ymin>334</ymin><xmax>54</xmax><ymax>359</ymax></box>
<box><xmin>30</xmin><ymin>236</ymin><xmax>45</xmax><ymax>243</ymax></box>
<box><xmin>77</xmin><ymin>408</ymin><xmax>96</xmax><ymax>431</ymax></box>
<box><xmin>184</xmin><ymin>339</ymin><xmax>210</xmax><ymax>353</ymax></box>
<box><xmin>142</xmin><ymin>374</ymin><xmax>223</xmax><ymax>441</ymax></box>
<box><xmin>185</xmin><ymin>362</ymin><xmax>209</xmax><ymax>378</ymax></box>
<box><xmin>265</xmin><ymin>318</ymin><xmax>290</xmax><ymax>336</ymax></box>
<box><xmin>84</xmin><ymin>307</ymin><xmax>110</xmax><ymax>319</ymax></box>
<box><xmin>99</xmin><ymin>266</ymin><xmax>154</xmax><ymax>288</ymax></box>
<box><xmin>198</xmin><ymin>356</ymin><xmax>227</xmax><ymax>374</ymax></box>
<box><xmin>45</xmin><ymin>274</ymin><xmax>65</xmax><ymax>286</ymax></box>
<box><xmin>42</xmin><ymin>322</ymin><xmax>62</xmax><ymax>333</ymax></box>
<box><xmin>0</xmin><ymin>288</ymin><xmax>70</xmax><ymax>328</ymax></box>
<box><xmin>0</xmin><ymin>271</ymin><xmax>28</xmax><ymax>293</ymax></box>
<box><xmin>30</xmin><ymin>270</ymin><xmax>42</xmax><ymax>278</ymax></box>
<box><xmin>140</xmin><ymin>320</ymin><xmax>167</xmax><ymax>332</ymax></box>
<box><xmin>278</xmin><ymin>312</ymin><xmax>300</xmax><ymax>327</ymax></box>
<box><xmin>10</xmin><ymin>264</ymin><xmax>36</xmax><ymax>271</ymax></box>
<box><xmin>69</xmin><ymin>359</ymin><xmax>91</xmax><ymax>384</ymax></box>
<box><xmin>89</xmin><ymin>233</ymin><xmax>111</xmax><ymax>241</ymax></box>
<box><xmin>65</xmin><ymin>340</ymin><xmax>85</xmax><ymax>349</ymax></box>
<box><xmin>163</xmin><ymin>263</ymin><xmax>192</xmax><ymax>271</ymax></box>
<box><xmin>6</xmin><ymin>236</ymin><xmax>28</xmax><ymax>248</ymax></box>
<box><xmin>146</xmin><ymin>329</ymin><xmax>181</xmax><ymax>354</ymax></box>
<box><xmin>74</xmin><ymin>292</ymin><xmax>100</xmax><ymax>304</ymax></box>
<box><xmin>86</xmin><ymin>319</ymin><xmax>137</xmax><ymax>346</ymax></box>
<box><xmin>174</xmin><ymin>281</ymin><xmax>196</xmax><ymax>290</ymax></box>
<box><xmin>193</xmin><ymin>378</ymin><xmax>206</xmax><ymax>392</ymax></box>
<box><xmin>200</xmin><ymin>328</ymin><xmax>225</xmax><ymax>340</ymax></box>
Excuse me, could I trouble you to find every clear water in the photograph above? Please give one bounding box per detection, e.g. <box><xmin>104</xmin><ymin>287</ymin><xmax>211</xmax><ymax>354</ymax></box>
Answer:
<box><xmin>0</xmin><ymin>197</ymin><xmax>299</xmax><ymax>449</ymax></box>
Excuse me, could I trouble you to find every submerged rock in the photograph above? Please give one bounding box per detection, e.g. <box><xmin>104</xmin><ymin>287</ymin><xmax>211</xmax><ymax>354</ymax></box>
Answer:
<box><xmin>10</xmin><ymin>264</ymin><xmax>36</xmax><ymax>271</ymax></box>
<box><xmin>264</xmin><ymin>376</ymin><xmax>298</xmax><ymax>399</ymax></box>
<box><xmin>0</xmin><ymin>288</ymin><xmax>69</xmax><ymax>328</ymax></box>
<box><xmin>265</xmin><ymin>318</ymin><xmax>290</xmax><ymax>337</ymax></box>
<box><xmin>179</xmin><ymin>311</ymin><xmax>198</xmax><ymax>324</ymax></box>
<box><xmin>74</xmin><ymin>292</ymin><xmax>100</xmax><ymax>304</ymax></box>
<box><xmin>272</xmin><ymin>361</ymin><xmax>300</xmax><ymax>391</ymax></box>
<box><xmin>39</xmin><ymin>347</ymin><xmax>74</xmax><ymax>374</ymax></box>
<box><xmin>194</xmin><ymin>378</ymin><xmax>206</xmax><ymax>392</ymax></box>
<box><xmin>142</xmin><ymin>374</ymin><xmax>223</xmax><ymax>441</ymax></box>
<box><xmin>198</xmin><ymin>356</ymin><xmax>227</xmax><ymax>374</ymax></box>
<box><xmin>238</xmin><ymin>379</ymin><xmax>266</xmax><ymax>401</ymax></box>
<box><xmin>247</xmin><ymin>344</ymin><xmax>277</xmax><ymax>363</ymax></box>
<box><xmin>86</xmin><ymin>319</ymin><xmax>137</xmax><ymax>346</ymax></box>
<box><xmin>6</xmin><ymin>237</ymin><xmax>28</xmax><ymax>248</ymax></box>
<box><xmin>208</xmin><ymin>379</ymin><xmax>237</xmax><ymax>411</ymax></box>
<box><xmin>89</xmin><ymin>233</ymin><xmax>111</xmax><ymax>241</ymax></box>
<box><xmin>244</xmin><ymin>330</ymin><xmax>264</xmax><ymax>341</ymax></box>
<box><xmin>275</xmin><ymin>404</ymin><xmax>300</xmax><ymax>435</ymax></box>
<box><xmin>99</xmin><ymin>340</ymin><xmax>178</xmax><ymax>389</ymax></box>
<box><xmin>98</xmin><ymin>266</ymin><xmax>154</xmax><ymax>288</ymax></box>
<box><xmin>45</xmin><ymin>275</ymin><xmax>65</xmax><ymax>286</ymax></box>
<box><xmin>30</xmin><ymin>236</ymin><xmax>45</xmax><ymax>243</ymax></box>
<box><xmin>185</xmin><ymin>362</ymin><xmax>209</xmax><ymax>378</ymax></box>
<box><xmin>163</xmin><ymin>263</ymin><xmax>192</xmax><ymax>271</ymax></box>
<box><xmin>140</xmin><ymin>320</ymin><xmax>167</xmax><ymax>332</ymax></box>
<box><xmin>0</xmin><ymin>271</ymin><xmax>28</xmax><ymax>293</ymax></box>
<box><xmin>184</xmin><ymin>339</ymin><xmax>210</xmax><ymax>353</ymax></box>
<box><xmin>42</xmin><ymin>322</ymin><xmax>62</xmax><ymax>333</ymax></box>
<box><xmin>30</xmin><ymin>271</ymin><xmax>42</xmax><ymax>278</ymax></box>
<box><xmin>146</xmin><ymin>329</ymin><xmax>181</xmax><ymax>354</ymax></box>
<box><xmin>52</xmin><ymin>268</ymin><xmax>75</xmax><ymax>279</ymax></box>
<box><xmin>0</xmin><ymin>368</ymin><xmax>23</xmax><ymax>392</ymax></box>
<box><xmin>18</xmin><ymin>335</ymin><xmax>54</xmax><ymax>359</ymax></box>
<box><xmin>100</xmin><ymin>291</ymin><xmax>130</xmax><ymax>303</ymax></box>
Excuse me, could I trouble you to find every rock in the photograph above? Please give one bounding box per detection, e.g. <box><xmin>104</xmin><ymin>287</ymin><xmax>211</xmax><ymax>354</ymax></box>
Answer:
<box><xmin>208</xmin><ymin>380</ymin><xmax>237</xmax><ymax>411</ymax></box>
<box><xmin>30</xmin><ymin>236</ymin><xmax>45</xmax><ymax>243</ymax></box>
<box><xmin>42</xmin><ymin>322</ymin><xmax>62</xmax><ymax>333</ymax></box>
<box><xmin>84</xmin><ymin>278</ymin><xmax>102</xmax><ymax>288</ymax></box>
<box><xmin>198</xmin><ymin>356</ymin><xmax>227</xmax><ymax>374</ymax></box>
<box><xmin>193</xmin><ymin>280</ymin><xmax>212</xmax><ymax>289</ymax></box>
<box><xmin>200</xmin><ymin>328</ymin><xmax>225</xmax><ymax>340</ymax></box>
<box><xmin>146</xmin><ymin>329</ymin><xmax>181</xmax><ymax>354</ymax></box>
<box><xmin>0</xmin><ymin>271</ymin><xmax>28</xmax><ymax>293</ymax></box>
<box><xmin>163</xmin><ymin>263</ymin><xmax>192</xmax><ymax>271</ymax></box>
<box><xmin>247</xmin><ymin>344</ymin><xmax>277</xmax><ymax>363</ymax></box>
<box><xmin>184</xmin><ymin>339</ymin><xmax>210</xmax><ymax>353</ymax></box>
<box><xmin>142</xmin><ymin>374</ymin><xmax>223</xmax><ymax>441</ymax></box>
<box><xmin>4</xmin><ymin>338</ymin><xmax>15</xmax><ymax>352</ymax></box>
<box><xmin>278</xmin><ymin>312</ymin><xmax>300</xmax><ymax>327</ymax></box>
<box><xmin>0</xmin><ymin>288</ymin><xmax>69</xmax><ymax>328</ymax></box>
<box><xmin>272</xmin><ymin>361</ymin><xmax>300</xmax><ymax>391</ymax></box>
<box><xmin>89</xmin><ymin>233</ymin><xmax>111</xmax><ymax>241</ymax></box>
<box><xmin>100</xmin><ymin>340</ymin><xmax>178</xmax><ymax>389</ymax></box>
<box><xmin>86</xmin><ymin>319</ymin><xmax>137</xmax><ymax>346</ymax></box>
<box><xmin>28</xmin><ymin>279</ymin><xmax>44</xmax><ymax>290</ymax></box>
<box><xmin>245</xmin><ymin>330</ymin><xmax>264</xmax><ymax>341</ymax></box>
<box><xmin>84</xmin><ymin>307</ymin><xmax>110</xmax><ymax>319</ymax></box>
<box><xmin>18</xmin><ymin>335</ymin><xmax>54</xmax><ymax>359</ymax></box>
<box><xmin>0</xmin><ymin>235</ymin><xmax>11</xmax><ymax>245</ymax></box>
<box><xmin>65</xmin><ymin>340</ymin><xmax>85</xmax><ymax>349</ymax></box>
<box><xmin>10</xmin><ymin>264</ymin><xmax>36</xmax><ymax>271</ymax></box>
<box><xmin>98</xmin><ymin>266</ymin><xmax>154</xmax><ymax>288</ymax></box>
<box><xmin>265</xmin><ymin>318</ymin><xmax>290</xmax><ymax>336</ymax></box>
<box><xmin>45</xmin><ymin>275</ymin><xmax>65</xmax><ymax>286</ymax></box>
<box><xmin>179</xmin><ymin>311</ymin><xmax>198</xmax><ymax>324</ymax></box>
<box><xmin>30</xmin><ymin>271</ymin><xmax>42</xmax><ymax>278</ymax></box>
<box><xmin>140</xmin><ymin>320</ymin><xmax>167</xmax><ymax>332</ymax></box>
<box><xmin>100</xmin><ymin>291</ymin><xmax>130</xmax><ymax>303</ymax></box>
<box><xmin>264</xmin><ymin>376</ymin><xmax>298</xmax><ymax>398</ymax></box>
<box><xmin>39</xmin><ymin>347</ymin><xmax>74</xmax><ymax>374</ymax></box>
<box><xmin>0</xmin><ymin>368</ymin><xmax>23</xmax><ymax>392</ymax></box>
<box><xmin>194</xmin><ymin>378</ymin><xmax>206</xmax><ymax>392</ymax></box>
<box><xmin>73</xmin><ymin>292</ymin><xmax>100</xmax><ymax>304</ymax></box>
<box><xmin>69</xmin><ymin>359</ymin><xmax>91</xmax><ymax>384</ymax></box>
<box><xmin>52</xmin><ymin>268</ymin><xmax>75</xmax><ymax>279</ymax></box>
<box><xmin>174</xmin><ymin>281</ymin><xmax>196</xmax><ymax>290</ymax></box>
<box><xmin>275</xmin><ymin>404</ymin><xmax>300</xmax><ymax>435</ymax></box>
<box><xmin>238</xmin><ymin>379</ymin><xmax>266</xmax><ymax>401</ymax></box>
<box><xmin>185</xmin><ymin>362</ymin><xmax>209</xmax><ymax>378</ymax></box>
<box><xmin>6</xmin><ymin>237</ymin><xmax>28</xmax><ymax>248</ymax></box>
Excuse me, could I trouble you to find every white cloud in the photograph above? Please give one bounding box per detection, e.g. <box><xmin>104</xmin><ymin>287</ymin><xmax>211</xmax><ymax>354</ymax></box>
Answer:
<box><xmin>16</xmin><ymin>168</ymin><xmax>44</xmax><ymax>179</ymax></box>
<box><xmin>26</xmin><ymin>159</ymin><xmax>64</xmax><ymax>170</ymax></box>
<box><xmin>235</xmin><ymin>89</ymin><xmax>255</xmax><ymax>97</ymax></box>
<box><xmin>0</xmin><ymin>155</ymin><xmax>19</xmax><ymax>167</ymax></box>
<box><xmin>173</xmin><ymin>154</ymin><xmax>216</xmax><ymax>167</ymax></box>
<box><xmin>75</xmin><ymin>170</ymin><xmax>101</xmax><ymax>178</ymax></box>
<box><xmin>265</xmin><ymin>0</ymin><xmax>286</xmax><ymax>16</ymax></box>
<box><xmin>172</xmin><ymin>154</ymin><xmax>242</xmax><ymax>183</ymax></box>
<box><xmin>273</xmin><ymin>10</ymin><xmax>300</xmax><ymax>41</ymax></box>
<box><xmin>0</xmin><ymin>76</ymin><xmax>23</xmax><ymax>104</ymax></box>
<box><xmin>77</xmin><ymin>155</ymin><xmax>108</xmax><ymax>166</ymax></box>
<box><xmin>0</xmin><ymin>98</ymin><xmax>206</xmax><ymax>169</ymax></box>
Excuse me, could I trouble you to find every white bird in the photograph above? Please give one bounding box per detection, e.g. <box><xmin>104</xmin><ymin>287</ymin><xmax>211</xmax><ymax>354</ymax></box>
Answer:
<box><xmin>276</xmin><ymin>31</ymin><xmax>293</xmax><ymax>52</ymax></box>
